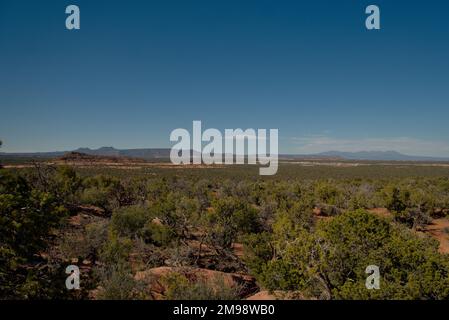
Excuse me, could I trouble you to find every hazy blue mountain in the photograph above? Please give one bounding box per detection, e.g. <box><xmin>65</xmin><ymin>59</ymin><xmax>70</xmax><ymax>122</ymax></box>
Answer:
<box><xmin>73</xmin><ymin>147</ymin><xmax>171</xmax><ymax>159</ymax></box>
<box><xmin>2</xmin><ymin>147</ymin><xmax>449</xmax><ymax>162</ymax></box>
<box><xmin>74</xmin><ymin>147</ymin><xmax>121</xmax><ymax>157</ymax></box>
<box><xmin>0</xmin><ymin>147</ymin><xmax>184</xmax><ymax>160</ymax></box>
<box><xmin>0</xmin><ymin>151</ymin><xmax>66</xmax><ymax>158</ymax></box>
<box><xmin>314</xmin><ymin>150</ymin><xmax>449</xmax><ymax>161</ymax></box>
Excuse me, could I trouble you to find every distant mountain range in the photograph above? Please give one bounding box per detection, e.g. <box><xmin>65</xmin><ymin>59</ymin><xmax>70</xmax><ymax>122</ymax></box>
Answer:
<box><xmin>74</xmin><ymin>147</ymin><xmax>171</xmax><ymax>159</ymax></box>
<box><xmin>312</xmin><ymin>150</ymin><xmax>449</xmax><ymax>161</ymax></box>
<box><xmin>1</xmin><ymin>147</ymin><xmax>449</xmax><ymax>162</ymax></box>
<box><xmin>0</xmin><ymin>147</ymin><xmax>171</xmax><ymax>160</ymax></box>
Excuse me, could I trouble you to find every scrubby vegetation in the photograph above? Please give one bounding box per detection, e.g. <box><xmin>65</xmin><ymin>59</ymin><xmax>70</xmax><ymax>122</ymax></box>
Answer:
<box><xmin>249</xmin><ymin>210</ymin><xmax>449</xmax><ymax>299</ymax></box>
<box><xmin>1</xmin><ymin>163</ymin><xmax>449</xmax><ymax>299</ymax></box>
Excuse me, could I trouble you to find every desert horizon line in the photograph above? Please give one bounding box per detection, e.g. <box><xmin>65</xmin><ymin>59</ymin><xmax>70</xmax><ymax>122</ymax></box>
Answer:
<box><xmin>2</xmin><ymin>146</ymin><xmax>449</xmax><ymax>160</ymax></box>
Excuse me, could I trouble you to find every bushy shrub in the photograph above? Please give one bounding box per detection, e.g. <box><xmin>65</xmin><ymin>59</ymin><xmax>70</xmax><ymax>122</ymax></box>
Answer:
<box><xmin>314</xmin><ymin>180</ymin><xmax>344</xmax><ymax>207</ymax></box>
<box><xmin>99</xmin><ymin>232</ymin><xmax>133</xmax><ymax>266</ymax></box>
<box><xmin>384</xmin><ymin>186</ymin><xmax>409</xmax><ymax>212</ymax></box>
<box><xmin>48</xmin><ymin>166</ymin><xmax>83</xmax><ymax>206</ymax></box>
<box><xmin>242</xmin><ymin>232</ymin><xmax>273</xmax><ymax>276</ymax></box>
<box><xmin>393</xmin><ymin>208</ymin><xmax>431</xmax><ymax>230</ymax></box>
<box><xmin>110</xmin><ymin>206</ymin><xmax>151</xmax><ymax>238</ymax></box>
<box><xmin>206</xmin><ymin>197</ymin><xmax>261</xmax><ymax>248</ymax></box>
<box><xmin>95</xmin><ymin>262</ymin><xmax>147</xmax><ymax>300</ymax></box>
<box><xmin>79</xmin><ymin>187</ymin><xmax>111</xmax><ymax>210</ymax></box>
<box><xmin>82</xmin><ymin>175</ymin><xmax>131</xmax><ymax>211</ymax></box>
<box><xmin>162</xmin><ymin>272</ymin><xmax>241</xmax><ymax>300</ymax></box>
<box><xmin>0</xmin><ymin>171</ymin><xmax>67</xmax><ymax>298</ymax></box>
<box><xmin>256</xmin><ymin>210</ymin><xmax>449</xmax><ymax>299</ymax></box>
<box><xmin>143</xmin><ymin>220</ymin><xmax>175</xmax><ymax>246</ymax></box>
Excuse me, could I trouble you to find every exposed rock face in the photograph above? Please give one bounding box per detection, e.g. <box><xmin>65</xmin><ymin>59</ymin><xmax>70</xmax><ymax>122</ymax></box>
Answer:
<box><xmin>134</xmin><ymin>266</ymin><xmax>259</xmax><ymax>300</ymax></box>
<box><xmin>246</xmin><ymin>290</ymin><xmax>308</xmax><ymax>300</ymax></box>
<box><xmin>246</xmin><ymin>291</ymin><xmax>279</xmax><ymax>300</ymax></box>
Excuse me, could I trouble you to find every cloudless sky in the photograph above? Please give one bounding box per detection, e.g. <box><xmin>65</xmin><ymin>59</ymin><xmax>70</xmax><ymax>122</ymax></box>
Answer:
<box><xmin>1</xmin><ymin>0</ymin><xmax>449</xmax><ymax>155</ymax></box>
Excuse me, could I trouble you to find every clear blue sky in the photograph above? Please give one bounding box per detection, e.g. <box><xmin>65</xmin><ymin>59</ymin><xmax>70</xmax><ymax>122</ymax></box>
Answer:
<box><xmin>1</xmin><ymin>0</ymin><xmax>449</xmax><ymax>155</ymax></box>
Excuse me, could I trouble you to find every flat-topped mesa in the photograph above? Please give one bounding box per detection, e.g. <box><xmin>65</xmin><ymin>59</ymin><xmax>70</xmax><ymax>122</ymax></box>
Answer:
<box><xmin>59</xmin><ymin>151</ymin><xmax>99</xmax><ymax>161</ymax></box>
<box><xmin>57</xmin><ymin>151</ymin><xmax>143</xmax><ymax>164</ymax></box>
